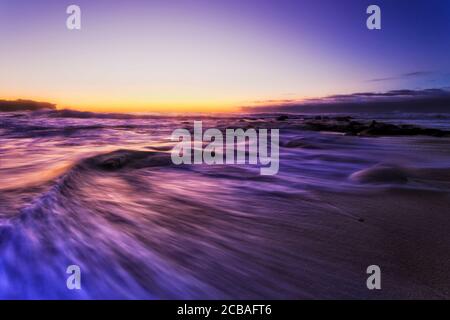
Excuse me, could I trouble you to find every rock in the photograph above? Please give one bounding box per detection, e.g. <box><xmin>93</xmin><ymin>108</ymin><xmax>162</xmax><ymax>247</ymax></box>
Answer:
<box><xmin>335</xmin><ymin>116</ymin><xmax>353</xmax><ymax>122</ymax></box>
<box><xmin>101</xmin><ymin>155</ymin><xmax>128</xmax><ymax>170</ymax></box>
<box><xmin>276</xmin><ymin>115</ymin><xmax>289</xmax><ymax>121</ymax></box>
<box><xmin>350</xmin><ymin>165</ymin><xmax>409</xmax><ymax>184</ymax></box>
<box><xmin>301</xmin><ymin>117</ymin><xmax>450</xmax><ymax>137</ymax></box>
<box><xmin>87</xmin><ymin>149</ymin><xmax>172</xmax><ymax>170</ymax></box>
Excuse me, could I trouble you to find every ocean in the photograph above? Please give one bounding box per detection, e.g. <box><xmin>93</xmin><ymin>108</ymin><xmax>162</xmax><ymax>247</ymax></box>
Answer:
<box><xmin>0</xmin><ymin>110</ymin><xmax>449</xmax><ymax>299</ymax></box>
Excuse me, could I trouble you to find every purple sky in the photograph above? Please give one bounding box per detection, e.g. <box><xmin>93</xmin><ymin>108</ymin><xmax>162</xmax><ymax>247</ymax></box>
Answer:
<box><xmin>1</xmin><ymin>0</ymin><xmax>449</xmax><ymax>112</ymax></box>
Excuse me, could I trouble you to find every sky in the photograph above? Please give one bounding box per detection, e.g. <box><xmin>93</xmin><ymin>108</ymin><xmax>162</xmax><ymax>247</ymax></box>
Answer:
<box><xmin>0</xmin><ymin>0</ymin><xmax>449</xmax><ymax>112</ymax></box>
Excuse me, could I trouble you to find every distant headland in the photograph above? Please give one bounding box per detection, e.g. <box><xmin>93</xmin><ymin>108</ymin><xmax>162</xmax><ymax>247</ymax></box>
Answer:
<box><xmin>0</xmin><ymin>99</ymin><xmax>56</xmax><ymax>112</ymax></box>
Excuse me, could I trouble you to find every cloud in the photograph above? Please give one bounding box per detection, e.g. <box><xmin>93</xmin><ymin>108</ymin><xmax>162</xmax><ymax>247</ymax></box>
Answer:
<box><xmin>368</xmin><ymin>71</ymin><xmax>434</xmax><ymax>82</ymax></box>
<box><xmin>242</xmin><ymin>88</ymin><xmax>450</xmax><ymax>113</ymax></box>
<box><xmin>0</xmin><ymin>99</ymin><xmax>56</xmax><ymax>112</ymax></box>
<box><xmin>252</xmin><ymin>99</ymin><xmax>297</xmax><ymax>104</ymax></box>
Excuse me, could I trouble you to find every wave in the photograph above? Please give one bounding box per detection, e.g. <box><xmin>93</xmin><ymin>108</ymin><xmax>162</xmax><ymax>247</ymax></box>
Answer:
<box><xmin>0</xmin><ymin>149</ymin><xmax>182</xmax><ymax>299</ymax></box>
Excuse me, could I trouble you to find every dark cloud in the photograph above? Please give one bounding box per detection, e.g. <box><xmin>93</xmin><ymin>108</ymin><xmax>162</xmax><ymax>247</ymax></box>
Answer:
<box><xmin>242</xmin><ymin>88</ymin><xmax>450</xmax><ymax>113</ymax></box>
<box><xmin>0</xmin><ymin>99</ymin><xmax>56</xmax><ymax>112</ymax></box>
<box><xmin>368</xmin><ymin>71</ymin><xmax>434</xmax><ymax>82</ymax></box>
<box><xmin>252</xmin><ymin>99</ymin><xmax>297</xmax><ymax>104</ymax></box>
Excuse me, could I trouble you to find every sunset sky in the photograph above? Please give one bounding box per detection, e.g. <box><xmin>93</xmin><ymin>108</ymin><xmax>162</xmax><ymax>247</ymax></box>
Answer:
<box><xmin>1</xmin><ymin>0</ymin><xmax>449</xmax><ymax>112</ymax></box>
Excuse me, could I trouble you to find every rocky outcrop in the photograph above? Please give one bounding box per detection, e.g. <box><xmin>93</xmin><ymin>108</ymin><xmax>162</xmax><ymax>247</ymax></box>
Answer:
<box><xmin>301</xmin><ymin>117</ymin><xmax>450</xmax><ymax>137</ymax></box>
<box><xmin>0</xmin><ymin>99</ymin><xmax>56</xmax><ymax>112</ymax></box>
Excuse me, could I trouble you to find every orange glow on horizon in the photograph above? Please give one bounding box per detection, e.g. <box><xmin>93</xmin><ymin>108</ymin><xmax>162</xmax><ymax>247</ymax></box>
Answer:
<box><xmin>0</xmin><ymin>91</ymin><xmax>317</xmax><ymax>113</ymax></box>
<box><xmin>63</xmin><ymin>101</ymin><xmax>241</xmax><ymax>113</ymax></box>
<box><xmin>0</xmin><ymin>94</ymin><xmax>246</xmax><ymax>113</ymax></box>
